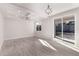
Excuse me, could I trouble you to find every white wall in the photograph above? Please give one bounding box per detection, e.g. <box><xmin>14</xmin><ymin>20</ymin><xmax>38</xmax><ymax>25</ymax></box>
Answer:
<box><xmin>35</xmin><ymin>17</ymin><xmax>54</xmax><ymax>39</ymax></box>
<box><xmin>4</xmin><ymin>20</ymin><xmax>34</xmax><ymax>40</ymax></box>
<box><xmin>0</xmin><ymin>12</ymin><xmax>4</xmax><ymax>50</ymax></box>
<box><xmin>0</xmin><ymin>4</ymin><xmax>34</xmax><ymax>40</ymax></box>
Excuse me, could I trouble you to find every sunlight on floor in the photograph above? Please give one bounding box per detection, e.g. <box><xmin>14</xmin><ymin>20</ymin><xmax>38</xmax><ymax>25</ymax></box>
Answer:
<box><xmin>38</xmin><ymin>39</ymin><xmax>57</xmax><ymax>51</ymax></box>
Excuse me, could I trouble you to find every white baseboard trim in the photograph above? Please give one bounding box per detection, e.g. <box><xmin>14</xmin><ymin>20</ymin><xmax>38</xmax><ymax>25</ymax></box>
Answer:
<box><xmin>54</xmin><ymin>38</ymin><xmax>79</xmax><ymax>52</ymax></box>
<box><xmin>35</xmin><ymin>34</ymin><xmax>52</xmax><ymax>40</ymax></box>
<box><xmin>4</xmin><ymin>35</ymin><xmax>34</xmax><ymax>40</ymax></box>
<box><xmin>0</xmin><ymin>39</ymin><xmax>4</xmax><ymax>52</ymax></box>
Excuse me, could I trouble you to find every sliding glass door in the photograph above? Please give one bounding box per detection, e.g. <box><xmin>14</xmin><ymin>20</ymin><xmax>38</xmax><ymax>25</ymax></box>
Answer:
<box><xmin>54</xmin><ymin>16</ymin><xmax>75</xmax><ymax>43</ymax></box>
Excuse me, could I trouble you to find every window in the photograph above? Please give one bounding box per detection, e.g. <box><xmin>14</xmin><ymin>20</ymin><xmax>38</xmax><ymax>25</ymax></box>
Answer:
<box><xmin>36</xmin><ymin>25</ymin><xmax>41</xmax><ymax>31</ymax></box>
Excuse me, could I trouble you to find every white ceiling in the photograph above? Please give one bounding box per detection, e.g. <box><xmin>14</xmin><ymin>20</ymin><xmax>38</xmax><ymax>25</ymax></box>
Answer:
<box><xmin>12</xmin><ymin>3</ymin><xmax>79</xmax><ymax>19</ymax></box>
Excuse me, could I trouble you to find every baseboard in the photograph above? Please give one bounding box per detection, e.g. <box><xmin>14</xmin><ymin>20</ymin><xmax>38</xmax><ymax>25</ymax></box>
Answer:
<box><xmin>4</xmin><ymin>34</ymin><xmax>34</xmax><ymax>40</ymax></box>
<box><xmin>0</xmin><ymin>39</ymin><xmax>4</xmax><ymax>52</ymax></box>
<box><xmin>35</xmin><ymin>34</ymin><xmax>52</xmax><ymax>40</ymax></box>
<box><xmin>54</xmin><ymin>38</ymin><xmax>79</xmax><ymax>52</ymax></box>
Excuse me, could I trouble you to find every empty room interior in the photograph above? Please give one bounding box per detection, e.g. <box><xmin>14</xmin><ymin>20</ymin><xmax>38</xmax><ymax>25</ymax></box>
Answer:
<box><xmin>1</xmin><ymin>3</ymin><xmax>79</xmax><ymax>56</ymax></box>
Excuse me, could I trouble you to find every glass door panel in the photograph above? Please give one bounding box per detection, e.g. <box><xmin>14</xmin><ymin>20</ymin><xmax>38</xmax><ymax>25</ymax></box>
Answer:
<box><xmin>54</xmin><ymin>18</ymin><xmax>62</xmax><ymax>39</ymax></box>
<box><xmin>63</xmin><ymin>16</ymin><xmax>75</xmax><ymax>42</ymax></box>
